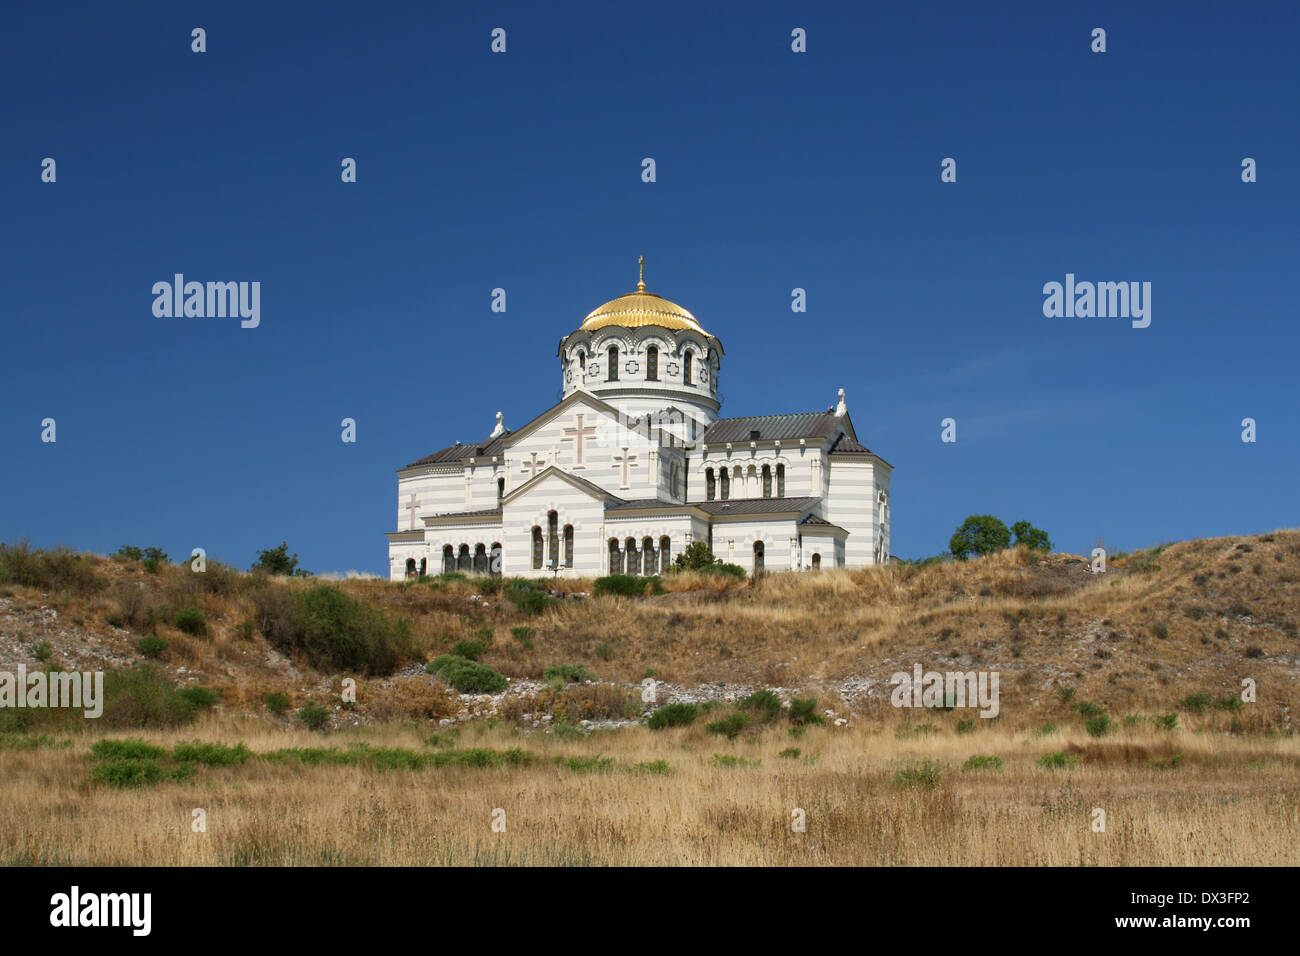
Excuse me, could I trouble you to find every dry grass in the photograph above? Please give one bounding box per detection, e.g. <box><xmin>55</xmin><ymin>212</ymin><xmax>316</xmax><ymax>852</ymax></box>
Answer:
<box><xmin>1</xmin><ymin>717</ymin><xmax>1296</xmax><ymax>865</ymax></box>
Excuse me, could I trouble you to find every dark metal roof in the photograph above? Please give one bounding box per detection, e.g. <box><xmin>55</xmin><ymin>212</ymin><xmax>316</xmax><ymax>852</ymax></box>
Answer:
<box><xmin>798</xmin><ymin>514</ymin><xmax>849</xmax><ymax>534</ymax></box>
<box><xmin>828</xmin><ymin>433</ymin><xmax>874</xmax><ymax>455</ymax></box>
<box><xmin>700</xmin><ymin>411</ymin><xmax>841</xmax><ymax>444</ymax></box>
<box><xmin>606</xmin><ymin>498</ymin><xmax>685</xmax><ymax>512</ymax></box>
<box><xmin>694</xmin><ymin>496</ymin><xmax>821</xmax><ymax>516</ymax></box>
<box><xmin>423</xmin><ymin>507</ymin><xmax>503</xmax><ymax>522</ymax></box>
<box><xmin>405</xmin><ymin>432</ymin><xmax>513</xmax><ymax>468</ymax></box>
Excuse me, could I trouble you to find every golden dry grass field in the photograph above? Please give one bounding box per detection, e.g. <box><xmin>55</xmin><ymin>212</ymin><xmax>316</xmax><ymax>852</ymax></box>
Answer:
<box><xmin>1</xmin><ymin>530</ymin><xmax>1298</xmax><ymax>865</ymax></box>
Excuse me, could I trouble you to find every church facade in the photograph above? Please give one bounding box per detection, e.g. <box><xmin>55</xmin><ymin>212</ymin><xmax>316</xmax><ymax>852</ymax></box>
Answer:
<box><xmin>386</xmin><ymin>263</ymin><xmax>892</xmax><ymax>580</ymax></box>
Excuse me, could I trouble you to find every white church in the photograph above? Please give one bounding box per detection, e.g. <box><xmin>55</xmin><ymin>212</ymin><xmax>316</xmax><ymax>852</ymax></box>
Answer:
<box><xmin>386</xmin><ymin>261</ymin><xmax>892</xmax><ymax>580</ymax></box>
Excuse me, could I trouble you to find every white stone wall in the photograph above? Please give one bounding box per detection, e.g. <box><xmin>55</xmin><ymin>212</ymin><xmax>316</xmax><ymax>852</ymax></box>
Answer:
<box><xmin>799</xmin><ymin>532</ymin><xmax>839</xmax><ymax>570</ymax></box>
<box><xmin>824</xmin><ymin>457</ymin><xmax>878</xmax><ymax>569</ymax></box>
<box><xmin>709</xmin><ymin>519</ymin><xmax>797</xmax><ymax>573</ymax></box>
<box><xmin>501</xmin><ymin>471</ymin><xmax>608</xmax><ymax>578</ymax></box>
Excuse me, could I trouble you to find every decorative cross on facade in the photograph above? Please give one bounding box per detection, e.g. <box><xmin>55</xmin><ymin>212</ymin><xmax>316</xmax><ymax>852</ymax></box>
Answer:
<box><xmin>613</xmin><ymin>448</ymin><xmax>638</xmax><ymax>488</ymax></box>
<box><xmin>524</xmin><ymin>452</ymin><xmax>543</xmax><ymax>478</ymax></box>
<box><xmin>405</xmin><ymin>493</ymin><xmax>420</xmax><ymax>530</ymax></box>
<box><xmin>562</xmin><ymin>414</ymin><xmax>598</xmax><ymax>465</ymax></box>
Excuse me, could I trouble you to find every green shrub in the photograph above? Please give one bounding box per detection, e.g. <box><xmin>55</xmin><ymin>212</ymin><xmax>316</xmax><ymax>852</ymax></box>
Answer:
<box><xmin>1034</xmin><ymin>722</ymin><xmax>1058</xmax><ymax>737</ymax></box>
<box><xmin>171</xmin><ymin>607</ymin><xmax>207</xmax><ymax>636</ymax></box>
<box><xmin>956</xmin><ymin>719</ymin><xmax>976</xmax><ymax>735</ymax></box>
<box><xmin>1057</xmin><ymin>687</ymin><xmax>1076</xmax><ymax>703</ymax></box>
<box><xmin>505</xmin><ymin>581</ymin><xmax>554</xmax><ymax>615</ymax></box>
<box><xmin>738</xmin><ymin>689</ymin><xmax>783</xmax><ymax>722</ymax></box>
<box><xmin>426</xmin><ymin>656</ymin><xmax>508</xmax><ymax>693</ymax></box>
<box><xmin>1038</xmin><ymin>751</ymin><xmax>1079</xmax><ymax>769</ymax></box>
<box><xmin>595</xmin><ymin>643</ymin><xmax>614</xmax><ymax>661</ymax></box>
<box><xmin>711</xmin><ymin>753</ymin><xmax>759</xmax><ymax>769</ymax></box>
<box><xmin>893</xmin><ymin>759</ymin><xmax>942</xmax><ymax>788</ymax></box>
<box><xmin>178</xmin><ymin>687</ymin><xmax>219</xmax><ymax>710</ymax></box>
<box><xmin>260</xmin><ymin>584</ymin><xmax>416</xmax><ymax>675</ymax></box>
<box><xmin>451</xmin><ymin>639</ymin><xmax>488</xmax><ymax>661</ymax></box>
<box><xmin>543</xmin><ymin>663</ymin><xmax>598</xmax><ymax>684</ymax></box>
<box><xmin>264</xmin><ymin>692</ymin><xmax>290</xmax><ymax>715</ymax></box>
<box><xmin>1085</xmin><ymin>714</ymin><xmax>1111</xmax><ymax>738</ymax></box>
<box><xmin>962</xmin><ymin>754</ymin><xmax>1003</xmax><ymax>772</ymax></box>
<box><xmin>1075</xmin><ymin>700</ymin><xmax>1104</xmax><ymax>718</ymax></box>
<box><xmin>509</xmin><ymin>626</ymin><xmax>535</xmax><ymax>648</ymax></box>
<box><xmin>646</xmin><ymin>702</ymin><xmax>699</xmax><ymax>730</ymax></box>
<box><xmin>1154</xmin><ymin>712</ymin><xmax>1178</xmax><ymax>731</ymax></box>
<box><xmin>594</xmin><ymin>575</ymin><xmax>662</xmax><ymax>597</ymax></box>
<box><xmin>251</xmin><ymin>541</ymin><xmax>302</xmax><ymax>576</ymax></box>
<box><xmin>136</xmin><ymin>635</ymin><xmax>168</xmax><ymax>659</ymax></box>
<box><xmin>172</xmin><ymin>742</ymin><xmax>250</xmax><ymax>766</ymax></box>
<box><xmin>31</xmin><ymin>641</ymin><xmax>53</xmax><ymax>663</ymax></box>
<box><xmin>0</xmin><ymin>542</ymin><xmax>102</xmax><ymax>595</ymax></box>
<box><xmin>90</xmin><ymin>738</ymin><xmax>168</xmax><ymax>761</ymax></box>
<box><xmin>778</xmin><ymin>747</ymin><xmax>802</xmax><ymax>759</ymax></box>
<box><xmin>705</xmin><ymin>712</ymin><xmax>751</xmax><ymax>739</ymax></box>
<box><xmin>101</xmin><ymin>664</ymin><xmax>201</xmax><ymax>729</ymax></box>
<box><xmin>788</xmin><ymin>698</ymin><xmax>824</xmax><ymax>725</ymax></box>
<box><xmin>298</xmin><ymin>702</ymin><xmax>331</xmax><ymax>730</ymax></box>
<box><xmin>92</xmin><ymin>759</ymin><xmax>192</xmax><ymax>787</ymax></box>
<box><xmin>628</xmin><ymin>759</ymin><xmax>671</xmax><ymax>775</ymax></box>
<box><xmin>707</xmin><ymin>563</ymin><xmax>747</xmax><ymax>579</ymax></box>
<box><xmin>949</xmin><ymin>515</ymin><xmax>1011</xmax><ymax>560</ymax></box>
<box><xmin>1180</xmin><ymin>692</ymin><xmax>1213</xmax><ymax>714</ymax></box>
<box><xmin>560</xmin><ymin>754</ymin><xmax>614</xmax><ymax>774</ymax></box>
<box><xmin>1215</xmin><ymin>695</ymin><xmax>1244</xmax><ymax>711</ymax></box>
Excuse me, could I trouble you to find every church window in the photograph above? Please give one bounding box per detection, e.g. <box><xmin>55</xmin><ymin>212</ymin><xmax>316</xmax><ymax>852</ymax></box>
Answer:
<box><xmin>490</xmin><ymin>543</ymin><xmax>502</xmax><ymax>575</ymax></box>
<box><xmin>646</xmin><ymin>346</ymin><xmax>658</xmax><ymax>381</ymax></box>
<box><xmin>457</xmin><ymin>544</ymin><xmax>470</xmax><ymax>572</ymax></box>
<box><xmin>442</xmin><ymin>545</ymin><xmax>454</xmax><ymax>574</ymax></box>
<box><xmin>762</xmin><ymin>465</ymin><xmax>772</xmax><ymax>498</ymax></box>
<box><xmin>578</xmin><ymin>350</ymin><xmax>586</xmax><ymax>369</ymax></box>
<box><xmin>626</xmin><ymin>538</ymin><xmax>640</xmax><ymax>575</ymax></box>
<box><xmin>719</xmin><ymin>468</ymin><xmax>729</xmax><ymax>500</ymax></box>
<box><xmin>643</xmin><ymin>537</ymin><xmax>655</xmax><ymax>574</ymax></box>
<box><xmin>405</xmin><ymin>558</ymin><xmax>416</xmax><ymax>579</ymax></box>
<box><xmin>548</xmin><ymin>511</ymin><xmax>559</xmax><ymax>566</ymax></box>
<box><xmin>608</xmin><ymin>346</ymin><xmax>619</xmax><ymax>381</ymax></box>
<box><xmin>564</xmin><ymin>525</ymin><xmax>574</xmax><ymax>567</ymax></box>
<box><xmin>473</xmin><ymin>544</ymin><xmax>487</xmax><ymax>574</ymax></box>
<box><xmin>683</xmin><ymin>351</ymin><xmax>693</xmax><ymax>385</ymax></box>
<box><xmin>753</xmin><ymin>541</ymin><xmax>765</xmax><ymax>575</ymax></box>
<box><xmin>777</xmin><ymin>463</ymin><xmax>785</xmax><ymax>498</ymax></box>
<box><xmin>532</xmin><ymin>527</ymin><xmax>543</xmax><ymax>569</ymax></box>
<box><xmin>659</xmin><ymin>536</ymin><xmax>671</xmax><ymax>569</ymax></box>
<box><xmin>497</xmin><ymin>477</ymin><xmax>505</xmax><ymax>500</ymax></box>
<box><xmin>419</xmin><ymin>557</ymin><xmax>427</xmax><ymax>577</ymax></box>
<box><xmin>706</xmin><ymin>467</ymin><xmax>715</xmax><ymax>501</ymax></box>
<box><xmin>609</xmin><ymin>538</ymin><xmax>622</xmax><ymax>574</ymax></box>
<box><xmin>811</xmin><ymin>552</ymin><xmax>821</xmax><ymax>570</ymax></box>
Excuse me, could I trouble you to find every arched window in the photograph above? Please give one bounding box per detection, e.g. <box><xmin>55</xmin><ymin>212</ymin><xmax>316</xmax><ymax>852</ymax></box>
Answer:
<box><xmin>442</xmin><ymin>545</ymin><xmax>454</xmax><ymax>574</ymax></box>
<box><xmin>747</xmin><ymin>464</ymin><xmax>757</xmax><ymax>496</ymax></box>
<box><xmin>473</xmin><ymin>544</ymin><xmax>487</xmax><ymax>574</ymax></box>
<box><xmin>660</xmin><ymin>536</ymin><xmax>671</xmax><ymax>569</ymax></box>
<box><xmin>811</xmin><ymin>552</ymin><xmax>821</xmax><ymax>570</ymax></box>
<box><xmin>646</xmin><ymin>346</ymin><xmax>658</xmax><ymax>381</ymax></box>
<box><xmin>777</xmin><ymin>463</ymin><xmax>785</xmax><ymax>498</ymax></box>
<box><xmin>683</xmin><ymin>350</ymin><xmax>693</xmax><ymax>385</ymax></box>
<box><xmin>643</xmin><ymin>537</ymin><xmax>655</xmax><ymax>574</ymax></box>
<box><xmin>706</xmin><ymin>467</ymin><xmax>716</xmax><ymax>501</ymax></box>
<box><xmin>753</xmin><ymin>541</ymin><xmax>765</xmax><ymax>575</ymax></box>
<box><xmin>532</xmin><ymin>527</ymin><xmax>543</xmax><ymax>570</ymax></box>
<box><xmin>626</xmin><ymin>538</ymin><xmax>640</xmax><ymax>576</ymax></box>
<box><xmin>457</xmin><ymin>545</ymin><xmax>470</xmax><ymax>572</ymax></box>
<box><xmin>490</xmin><ymin>543</ymin><xmax>502</xmax><ymax>575</ymax></box>
<box><xmin>418</xmin><ymin>557</ymin><xmax>427</xmax><ymax>577</ymax></box>
<box><xmin>607</xmin><ymin>345</ymin><xmax>619</xmax><ymax>381</ymax></box>
<box><xmin>563</xmin><ymin>525</ymin><xmax>574</xmax><ymax>568</ymax></box>
<box><xmin>548</xmin><ymin>511</ymin><xmax>559</xmax><ymax>567</ymax></box>
<box><xmin>719</xmin><ymin>468</ymin><xmax>729</xmax><ymax>500</ymax></box>
<box><xmin>578</xmin><ymin>350</ymin><xmax>586</xmax><ymax>370</ymax></box>
<box><xmin>497</xmin><ymin>477</ymin><xmax>505</xmax><ymax>500</ymax></box>
<box><xmin>609</xmin><ymin>538</ymin><xmax>622</xmax><ymax>574</ymax></box>
<box><xmin>405</xmin><ymin>557</ymin><xmax>416</xmax><ymax>578</ymax></box>
<box><xmin>762</xmin><ymin>465</ymin><xmax>772</xmax><ymax>498</ymax></box>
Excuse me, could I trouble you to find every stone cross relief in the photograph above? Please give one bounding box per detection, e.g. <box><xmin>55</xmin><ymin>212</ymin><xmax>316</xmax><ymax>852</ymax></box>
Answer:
<box><xmin>562</xmin><ymin>414</ymin><xmax>598</xmax><ymax>466</ymax></box>
<box><xmin>523</xmin><ymin>452</ymin><xmax>544</xmax><ymax>479</ymax></box>
<box><xmin>405</xmin><ymin>492</ymin><xmax>420</xmax><ymax>530</ymax></box>
<box><xmin>612</xmin><ymin>448</ymin><xmax>638</xmax><ymax>488</ymax></box>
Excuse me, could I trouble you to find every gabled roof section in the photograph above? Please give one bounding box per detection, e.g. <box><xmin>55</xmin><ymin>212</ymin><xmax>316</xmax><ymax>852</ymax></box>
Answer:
<box><xmin>701</xmin><ymin>410</ymin><xmax>852</xmax><ymax>444</ymax></box>
<box><xmin>694</xmin><ymin>496</ymin><xmax>822</xmax><ymax>516</ymax></box>
<box><xmin>422</xmin><ymin>507</ymin><xmax>504</xmax><ymax>525</ymax></box>
<box><xmin>501</xmin><ymin>465</ymin><xmax>626</xmax><ymax>507</ymax></box>
<box><xmin>798</xmin><ymin>513</ymin><xmax>849</xmax><ymax>535</ymax></box>
<box><xmin>401</xmin><ymin>390</ymin><xmax>621</xmax><ymax>471</ymax></box>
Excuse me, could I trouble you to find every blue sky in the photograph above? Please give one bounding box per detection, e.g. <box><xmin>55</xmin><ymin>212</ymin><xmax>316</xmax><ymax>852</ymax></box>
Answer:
<box><xmin>2</xmin><ymin>1</ymin><xmax>1296</xmax><ymax>573</ymax></box>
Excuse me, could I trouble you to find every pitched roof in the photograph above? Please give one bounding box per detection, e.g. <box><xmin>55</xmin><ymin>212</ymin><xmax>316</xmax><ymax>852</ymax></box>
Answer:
<box><xmin>798</xmin><ymin>513</ymin><xmax>849</xmax><ymax>535</ymax></box>
<box><xmin>422</xmin><ymin>507</ymin><xmax>503</xmax><ymax>524</ymax></box>
<box><xmin>694</xmin><ymin>496</ymin><xmax>822</xmax><ymax>516</ymax></box>
<box><xmin>828</xmin><ymin>433</ymin><xmax>874</xmax><ymax>455</ymax></box>
<box><xmin>404</xmin><ymin>432</ymin><xmax>512</xmax><ymax>468</ymax></box>
<box><xmin>606</xmin><ymin>498</ymin><xmax>683</xmax><ymax>512</ymax></box>
<box><xmin>500</xmin><ymin>465</ymin><xmax>625</xmax><ymax>506</ymax></box>
<box><xmin>700</xmin><ymin>411</ymin><xmax>842</xmax><ymax>444</ymax></box>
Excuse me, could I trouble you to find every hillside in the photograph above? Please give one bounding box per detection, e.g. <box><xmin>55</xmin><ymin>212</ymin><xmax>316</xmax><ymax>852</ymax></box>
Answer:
<box><xmin>2</xmin><ymin>530</ymin><xmax>1297</xmax><ymax>732</ymax></box>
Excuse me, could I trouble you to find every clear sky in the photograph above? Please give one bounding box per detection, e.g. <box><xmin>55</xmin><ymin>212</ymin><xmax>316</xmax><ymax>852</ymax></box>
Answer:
<box><xmin>2</xmin><ymin>1</ymin><xmax>1296</xmax><ymax>574</ymax></box>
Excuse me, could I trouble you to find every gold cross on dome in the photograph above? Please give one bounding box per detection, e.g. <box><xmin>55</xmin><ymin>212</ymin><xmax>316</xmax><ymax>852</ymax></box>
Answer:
<box><xmin>637</xmin><ymin>255</ymin><xmax>645</xmax><ymax>292</ymax></box>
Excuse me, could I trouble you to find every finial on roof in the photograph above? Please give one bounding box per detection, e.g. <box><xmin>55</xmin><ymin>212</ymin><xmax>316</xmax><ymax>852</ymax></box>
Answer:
<box><xmin>835</xmin><ymin>388</ymin><xmax>847</xmax><ymax>417</ymax></box>
<box><xmin>489</xmin><ymin>411</ymin><xmax>505</xmax><ymax>439</ymax></box>
<box><xmin>637</xmin><ymin>255</ymin><xmax>646</xmax><ymax>292</ymax></box>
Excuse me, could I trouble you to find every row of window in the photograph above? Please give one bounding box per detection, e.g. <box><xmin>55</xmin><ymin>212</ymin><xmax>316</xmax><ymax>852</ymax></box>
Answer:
<box><xmin>608</xmin><ymin>536</ymin><xmax>673</xmax><ymax>575</ymax></box>
<box><xmin>579</xmin><ymin>345</ymin><xmax>697</xmax><ymax>385</ymax></box>
<box><xmin>402</xmin><ymin>543</ymin><xmax>505</xmax><ymax>578</ymax></box>
<box><xmin>706</xmin><ymin>463</ymin><xmax>785</xmax><ymax>500</ymax></box>
<box><xmin>532</xmin><ymin>512</ymin><xmax>575</xmax><ymax>569</ymax></box>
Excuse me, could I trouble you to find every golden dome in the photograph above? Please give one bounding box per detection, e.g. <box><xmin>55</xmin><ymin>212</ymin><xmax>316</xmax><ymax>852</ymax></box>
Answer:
<box><xmin>579</xmin><ymin>255</ymin><xmax>711</xmax><ymax>334</ymax></box>
<box><xmin>580</xmin><ymin>291</ymin><xmax>705</xmax><ymax>332</ymax></box>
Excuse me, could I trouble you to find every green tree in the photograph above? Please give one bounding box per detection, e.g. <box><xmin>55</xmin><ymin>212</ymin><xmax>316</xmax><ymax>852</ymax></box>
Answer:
<box><xmin>673</xmin><ymin>541</ymin><xmax>719</xmax><ymax>571</ymax></box>
<box><xmin>1011</xmin><ymin>521</ymin><xmax>1053</xmax><ymax>552</ymax></box>
<box><xmin>949</xmin><ymin>515</ymin><xmax>1011</xmax><ymax>560</ymax></box>
<box><xmin>252</xmin><ymin>541</ymin><xmax>301</xmax><ymax>576</ymax></box>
